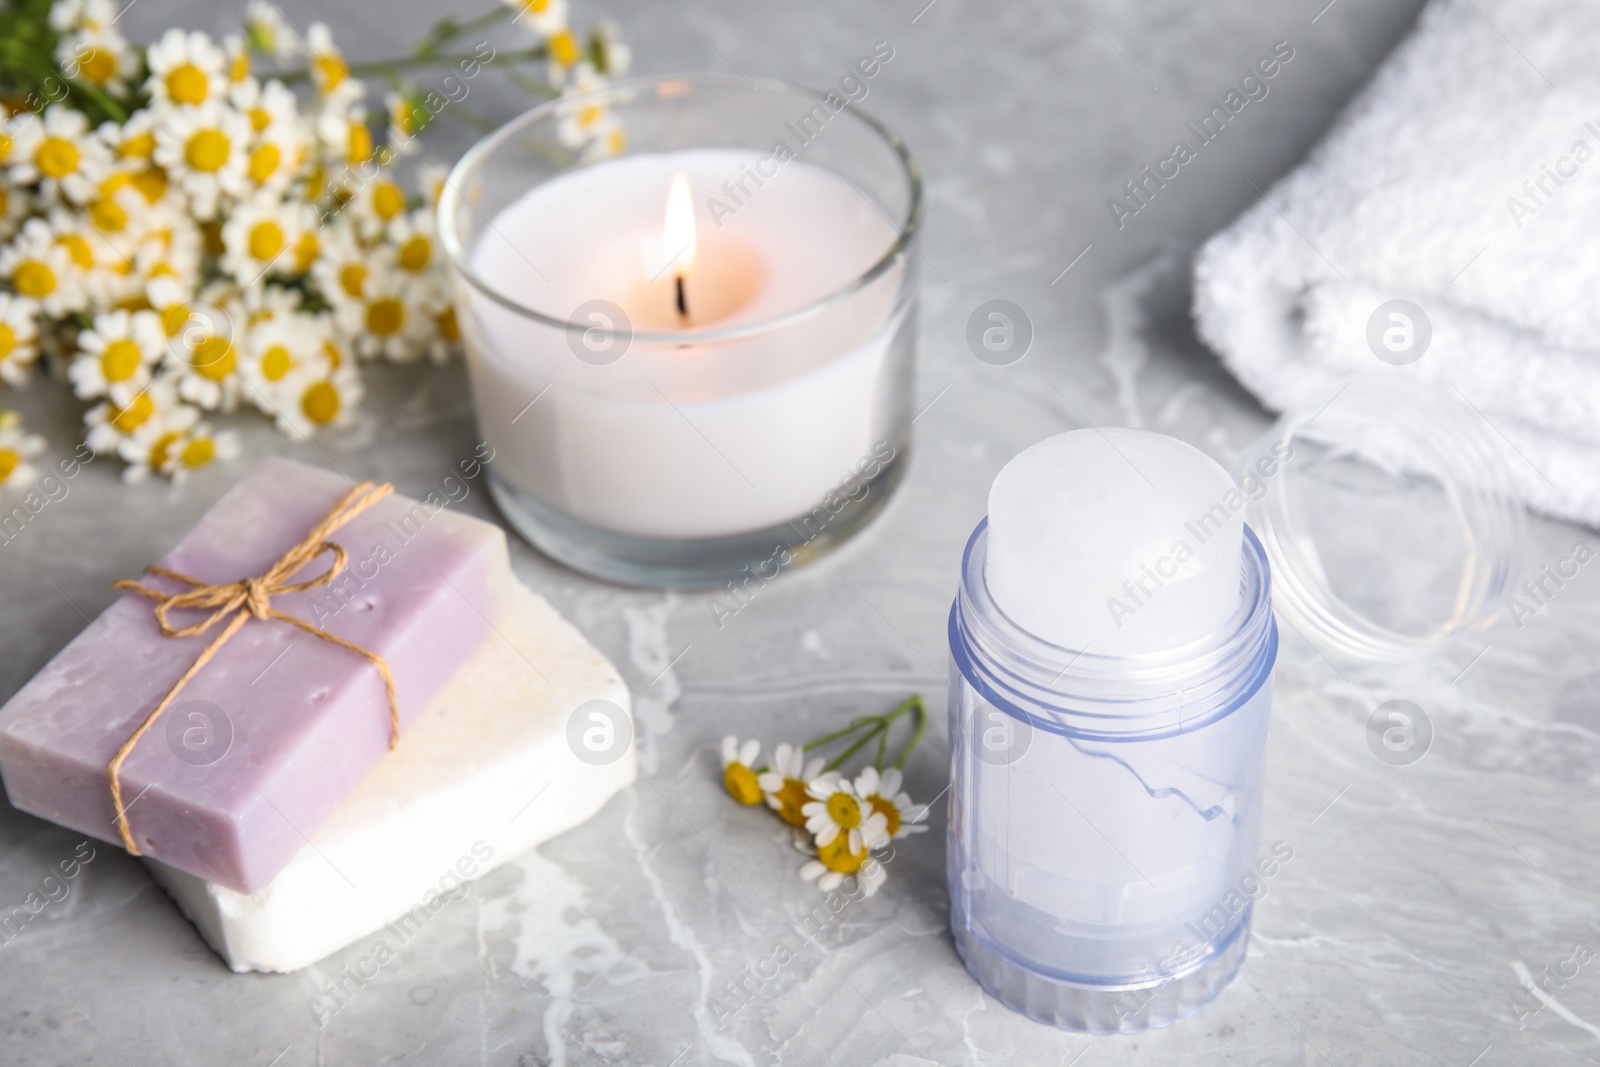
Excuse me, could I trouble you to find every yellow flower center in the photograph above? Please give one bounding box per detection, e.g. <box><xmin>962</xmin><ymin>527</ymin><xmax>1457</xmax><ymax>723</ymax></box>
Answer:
<box><xmin>228</xmin><ymin>51</ymin><xmax>249</xmax><ymax>83</ymax></box>
<box><xmin>366</xmin><ymin>297</ymin><xmax>404</xmax><ymax>337</ymax></box>
<box><xmin>346</xmin><ymin>120</ymin><xmax>372</xmax><ymax>164</ymax></box>
<box><xmin>772</xmin><ymin>778</ymin><xmax>810</xmax><ymax>827</ymax></box>
<box><xmin>89</xmin><ymin>197</ymin><xmax>128</xmax><ymax>232</ymax></box>
<box><xmin>109</xmin><ymin>391</ymin><xmax>154</xmax><ymax>432</ymax></box>
<box><xmin>119</xmin><ymin>131</ymin><xmax>155</xmax><ymax>159</ymax></box>
<box><xmin>185</xmin><ymin>129</ymin><xmax>230</xmax><ymax>173</ymax></box>
<box><xmin>249</xmin><ymin>142</ymin><xmax>280</xmax><ymax>183</ymax></box>
<box><xmin>339</xmin><ymin>263</ymin><xmax>367</xmax><ymax>298</ymax></box>
<box><xmin>397</xmin><ymin>235</ymin><xmax>430</xmax><ymax>271</ymax></box>
<box><xmin>166</xmin><ymin>64</ymin><xmax>209</xmax><ymax>105</ymax></box>
<box><xmin>0</xmin><ymin>133</ymin><xmax>12</xmax><ymax>163</ymax></box>
<box><xmin>579</xmin><ymin>103</ymin><xmax>603</xmax><ymax>128</ymax></box>
<box><xmin>249</xmin><ymin>107</ymin><xmax>271</xmax><ymax>133</ymax></box>
<box><xmin>190</xmin><ymin>335</ymin><xmax>235</xmax><ymax>380</ymax></box>
<box><xmin>293</xmin><ymin>231</ymin><xmax>318</xmax><ymax>272</ymax></box>
<box><xmin>825</xmin><ymin>792</ymin><xmax>862</xmax><ymax>830</ymax></box>
<box><xmin>132</xmin><ymin>167</ymin><xmax>168</xmax><ymax>203</ymax></box>
<box><xmin>78</xmin><ymin>47</ymin><xmax>116</xmax><ymax>85</ymax></box>
<box><xmin>322</xmin><ymin>339</ymin><xmax>343</xmax><ymax>369</ymax></box>
<box><xmin>817</xmin><ymin>833</ymin><xmax>868</xmax><ymax>875</ymax></box>
<box><xmin>148</xmin><ymin>430</ymin><xmax>180</xmax><ymax>471</ymax></box>
<box><xmin>13</xmin><ymin>260</ymin><xmax>56</xmax><ymax>297</ymax></box>
<box><xmin>867</xmin><ymin>795</ymin><xmax>901</xmax><ymax>837</ymax></box>
<box><xmin>0</xmin><ymin>323</ymin><xmax>14</xmax><ymax>358</ymax></box>
<box><xmin>723</xmin><ymin>763</ymin><xmax>762</xmax><ymax>806</ymax></box>
<box><xmin>436</xmin><ymin>305</ymin><xmax>459</xmax><ymax>341</ymax></box>
<box><xmin>57</xmin><ymin>234</ymin><xmax>94</xmax><ymax>270</ymax></box>
<box><xmin>100</xmin><ymin>338</ymin><xmax>142</xmax><ymax>381</ymax></box>
<box><xmin>313</xmin><ymin>52</ymin><xmax>348</xmax><ymax>93</ymax></box>
<box><xmin>260</xmin><ymin>344</ymin><xmax>292</xmax><ymax>381</ymax></box>
<box><xmin>525</xmin><ymin>0</ymin><xmax>551</xmax><ymax>12</ymax></box>
<box><xmin>0</xmin><ymin>187</ymin><xmax>8</xmax><ymax>216</ymax></box>
<box><xmin>549</xmin><ymin>29</ymin><xmax>579</xmax><ymax>67</ymax></box>
<box><xmin>373</xmin><ymin>182</ymin><xmax>405</xmax><ymax>221</ymax></box>
<box><xmin>181</xmin><ymin>436</ymin><xmax>215</xmax><ymax>467</ymax></box>
<box><xmin>36</xmin><ymin>137</ymin><xmax>80</xmax><ymax>179</ymax></box>
<box><xmin>247</xmin><ymin>220</ymin><xmax>285</xmax><ymax>261</ymax></box>
<box><xmin>301</xmin><ymin>380</ymin><xmax>341</xmax><ymax>424</ymax></box>
<box><xmin>161</xmin><ymin>304</ymin><xmax>189</xmax><ymax>338</ymax></box>
<box><xmin>166</xmin><ymin>63</ymin><xmax>209</xmax><ymax>104</ymax></box>
<box><xmin>0</xmin><ymin>448</ymin><xmax>16</xmax><ymax>482</ymax></box>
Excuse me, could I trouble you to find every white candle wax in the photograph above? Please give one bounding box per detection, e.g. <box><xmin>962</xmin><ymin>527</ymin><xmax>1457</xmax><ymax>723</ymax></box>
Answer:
<box><xmin>459</xmin><ymin>148</ymin><xmax>908</xmax><ymax>540</ymax></box>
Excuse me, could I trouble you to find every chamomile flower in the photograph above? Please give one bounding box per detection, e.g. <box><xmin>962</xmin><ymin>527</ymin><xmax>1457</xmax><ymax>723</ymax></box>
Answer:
<box><xmin>240</xmin><ymin>309</ymin><xmax>325</xmax><ymax>402</ymax></box>
<box><xmin>802</xmin><ymin>774</ymin><xmax>889</xmax><ymax>853</ymax></box>
<box><xmin>386</xmin><ymin>208</ymin><xmax>437</xmax><ymax>277</ymax></box>
<box><xmin>167</xmin><ymin>308</ymin><xmax>242</xmax><ymax>411</ymax></box>
<box><xmin>721</xmin><ymin>736</ymin><xmax>762</xmax><ymax>806</ymax></box>
<box><xmin>311</xmin><ymin>220</ymin><xmax>375</xmax><ymax>309</ymax></box>
<box><xmin>852</xmin><ymin>767</ymin><xmax>929</xmax><ymax>839</ymax></box>
<box><xmin>508</xmin><ymin>0</ymin><xmax>570</xmax><ymax>38</ymax></box>
<box><xmin>244</xmin><ymin>1</ymin><xmax>301</xmax><ymax>62</ymax></box>
<box><xmin>157</xmin><ymin>422</ymin><xmax>239</xmax><ymax>483</ymax></box>
<box><xmin>0</xmin><ymin>294</ymin><xmax>39</xmax><ymax>386</ymax></box>
<box><xmin>230</xmin><ymin>78</ymin><xmax>305</xmax><ymax>194</ymax></box>
<box><xmin>223</xmin><ymin>34</ymin><xmax>252</xmax><ymax>85</ymax></box>
<box><xmin>799</xmin><ymin>836</ymin><xmax>887</xmax><ymax>896</ymax></box>
<box><xmin>427</xmin><ymin>302</ymin><xmax>461</xmax><ymax>363</ymax></box>
<box><xmin>338</xmin><ymin>270</ymin><xmax>432</xmax><ymax>362</ymax></box>
<box><xmin>316</xmin><ymin>105</ymin><xmax>375</xmax><ymax>170</ymax></box>
<box><xmin>384</xmin><ymin>91</ymin><xmax>429</xmax><ymax>156</ymax></box>
<box><xmin>270</xmin><ymin>362</ymin><xmax>362</xmax><ymax>438</ymax></box>
<box><xmin>0</xmin><ymin>218</ymin><xmax>87</xmax><ymax>316</ymax></box>
<box><xmin>307</xmin><ymin>23</ymin><xmax>362</xmax><ymax>109</ymax></box>
<box><xmin>153</xmin><ymin>102</ymin><xmax>253</xmax><ymax>219</ymax></box>
<box><xmin>49</xmin><ymin>0</ymin><xmax>117</xmax><ymax>33</ymax></box>
<box><xmin>342</xmin><ymin>169</ymin><xmax>408</xmax><ymax>238</ymax></box>
<box><xmin>144</xmin><ymin>29</ymin><xmax>228</xmax><ymax>109</ymax></box>
<box><xmin>545</xmin><ymin>26</ymin><xmax>583</xmax><ymax>85</ymax></box>
<box><xmin>47</xmin><ymin>206</ymin><xmax>124</xmax><ymax>306</ymax></box>
<box><xmin>591</xmin><ymin>19</ymin><xmax>632</xmax><ymax>77</ymax></box>
<box><xmin>68</xmin><ymin>308</ymin><xmax>165</xmax><ymax>399</ymax></box>
<box><xmin>238</xmin><ymin>280</ymin><xmax>303</xmax><ymax>324</ymax></box>
<box><xmin>59</xmin><ymin>28</ymin><xmax>138</xmax><ymax>94</ymax></box>
<box><xmin>0</xmin><ymin>411</ymin><xmax>46</xmax><ymax>495</ymax></box>
<box><xmin>84</xmin><ymin>377</ymin><xmax>179</xmax><ymax>454</ymax></box>
<box><xmin>111</xmin><ymin>402</ymin><xmax>203</xmax><ymax>483</ymax></box>
<box><xmin>9</xmin><ymin>107</ymin><xmax>112</xmax><ymax>203</ymax></box>
<box><xmin>757</xmin><ymin>743</ymin><xmax>826</xmax><ymax>827</ymax></box>
<box><xmin>220</xmin><ymin>194</ymin><xmax>303</xmax><ymax>285</ymax></box>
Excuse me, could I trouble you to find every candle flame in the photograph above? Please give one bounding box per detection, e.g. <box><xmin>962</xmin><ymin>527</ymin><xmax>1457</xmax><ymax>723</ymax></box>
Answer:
<box><xmin>663</xmin><ymin>171</ymin><xmax>696</xmax><ymax>277</ymax></box>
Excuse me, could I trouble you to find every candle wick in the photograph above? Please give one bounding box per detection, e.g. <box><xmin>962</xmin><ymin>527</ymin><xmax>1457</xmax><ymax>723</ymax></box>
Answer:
<box><xmin>675</xmin><ymin>274</ymin><xmax>689</xmax><ymax>321</ymax></box>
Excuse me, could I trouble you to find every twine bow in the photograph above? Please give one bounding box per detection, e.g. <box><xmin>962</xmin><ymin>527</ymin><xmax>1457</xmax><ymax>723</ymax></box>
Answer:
<box><xmin>107</xmin><ymin>481</ymin><xmax>399</xmax><ymax>856</ymax></box>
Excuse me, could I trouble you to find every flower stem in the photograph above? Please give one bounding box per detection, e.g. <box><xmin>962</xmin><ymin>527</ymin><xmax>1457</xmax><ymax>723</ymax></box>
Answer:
<box><xmin>889</xmin><ymin>695</ymin><xmax>927</xmax><ymax>770</ymax></box>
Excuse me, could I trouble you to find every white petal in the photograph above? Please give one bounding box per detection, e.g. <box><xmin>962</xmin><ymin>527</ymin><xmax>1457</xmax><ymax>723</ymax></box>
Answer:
<box><xmin>739</xmin><ymin>739</ymin><xmax>760</xmax><ymax>766</ymax></box>
<box><xmin>815</xmin><ymin>824</ymin><xmax>839</xmax><ymax>847</ymax></box>
<box><xmin>848</xmin><ymin>828</ymin><xmax>862</xmax><ymax>854</ymax></box>
<box><xmin>721</xmin><ymin>735</ymin><xmax>738</xmax><ymax>764</ymax></box>
<box><xmin>800</xmin><ymin>861</ymin><xmax>826</xmax><ymax>882</ymax></box>
<box><xmin>819</xmin><ymin>872</ymin><xmax>844</xmax><ymax>891</ymax></box>
<box><xmin>879</xmin><ymin>768</ymin><xmax>903</xmax><ymax>796</ymax></box>
<box><xmin>855</xmin><ymin>766</ymin><xmax>880</xmax><ymax>796</ymax></box>
<box><xmin>802</xmin><ymin>757</ymin><xmax>825</xmax><ymax>780</ymax></box>
<box><xmin>757</xmin><ymin>772</ymin><xmax>783</xmax><ymax>791</ymax></box>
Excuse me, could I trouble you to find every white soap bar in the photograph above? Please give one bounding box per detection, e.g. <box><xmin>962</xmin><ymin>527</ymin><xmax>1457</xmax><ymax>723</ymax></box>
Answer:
<box><xmin>145</xmin><ymin>578</ymin><xmax>634</xmax><ymax>973</ymax></box>
<box><xmin>986</xmin><ymin>428</ymin><xmax>1243</xmax><ymax>655</ymax></box>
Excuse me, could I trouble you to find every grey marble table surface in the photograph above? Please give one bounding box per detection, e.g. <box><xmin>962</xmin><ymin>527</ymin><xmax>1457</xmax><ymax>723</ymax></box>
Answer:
<box><xmin>7</xmin><ymin>0</ymin><xmax>1600</xmax><ymax>1064</ymax></box>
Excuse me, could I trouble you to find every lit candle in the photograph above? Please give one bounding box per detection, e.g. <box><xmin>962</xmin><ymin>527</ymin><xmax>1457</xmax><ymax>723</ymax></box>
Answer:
<box><xmin>440</xmin><ymin>79</ymin><xmax>921</xmax><ymax>584</ymax></box>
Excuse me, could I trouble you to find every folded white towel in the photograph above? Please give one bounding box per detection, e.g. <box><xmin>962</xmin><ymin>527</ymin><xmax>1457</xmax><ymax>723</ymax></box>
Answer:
<box><xmin>1193</xmin><ymin>0</ymin><xmax>1600</xmax><ymax>527</ymax></box>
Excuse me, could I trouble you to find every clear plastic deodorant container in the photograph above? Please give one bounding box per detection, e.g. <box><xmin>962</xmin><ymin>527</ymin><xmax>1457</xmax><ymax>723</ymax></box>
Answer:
<box><xmin>946</xmin><ymin>514</ymin><xmax>1278</xmax><ymax>1032</ymax></box>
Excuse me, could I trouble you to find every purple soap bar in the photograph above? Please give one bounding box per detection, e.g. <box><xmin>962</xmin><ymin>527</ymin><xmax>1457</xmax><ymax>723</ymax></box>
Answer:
<box><xmin>0</xmin><ymin>458</ymin><xmax>507</xmax><ymax>893</ymax></box>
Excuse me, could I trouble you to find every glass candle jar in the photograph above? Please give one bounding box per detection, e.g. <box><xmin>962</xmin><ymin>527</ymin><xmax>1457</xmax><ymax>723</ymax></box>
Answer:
<box><xmin>438</xmin><ymin>75</ymin><xmax>922</xmax><ymax>587</ymax></box>
<box><xmin>947</xmin><ymin>518</ymin><xmax>1278</xmax><ymax>1032</ymax></box>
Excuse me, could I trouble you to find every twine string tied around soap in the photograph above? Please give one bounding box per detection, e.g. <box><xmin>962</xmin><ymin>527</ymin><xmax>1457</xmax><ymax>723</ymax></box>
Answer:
<box><xmin>107</xmin><ymin>480</ymin><xmax>399</xmax><ymax>856</ymax></box>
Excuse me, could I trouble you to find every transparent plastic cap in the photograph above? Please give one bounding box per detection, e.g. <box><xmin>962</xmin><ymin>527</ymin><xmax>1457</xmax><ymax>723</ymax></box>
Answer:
<box><xmin>1236</xmin><ymin>376</ymin><xmax>1523</xmax><ymax>664</ymax></box>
